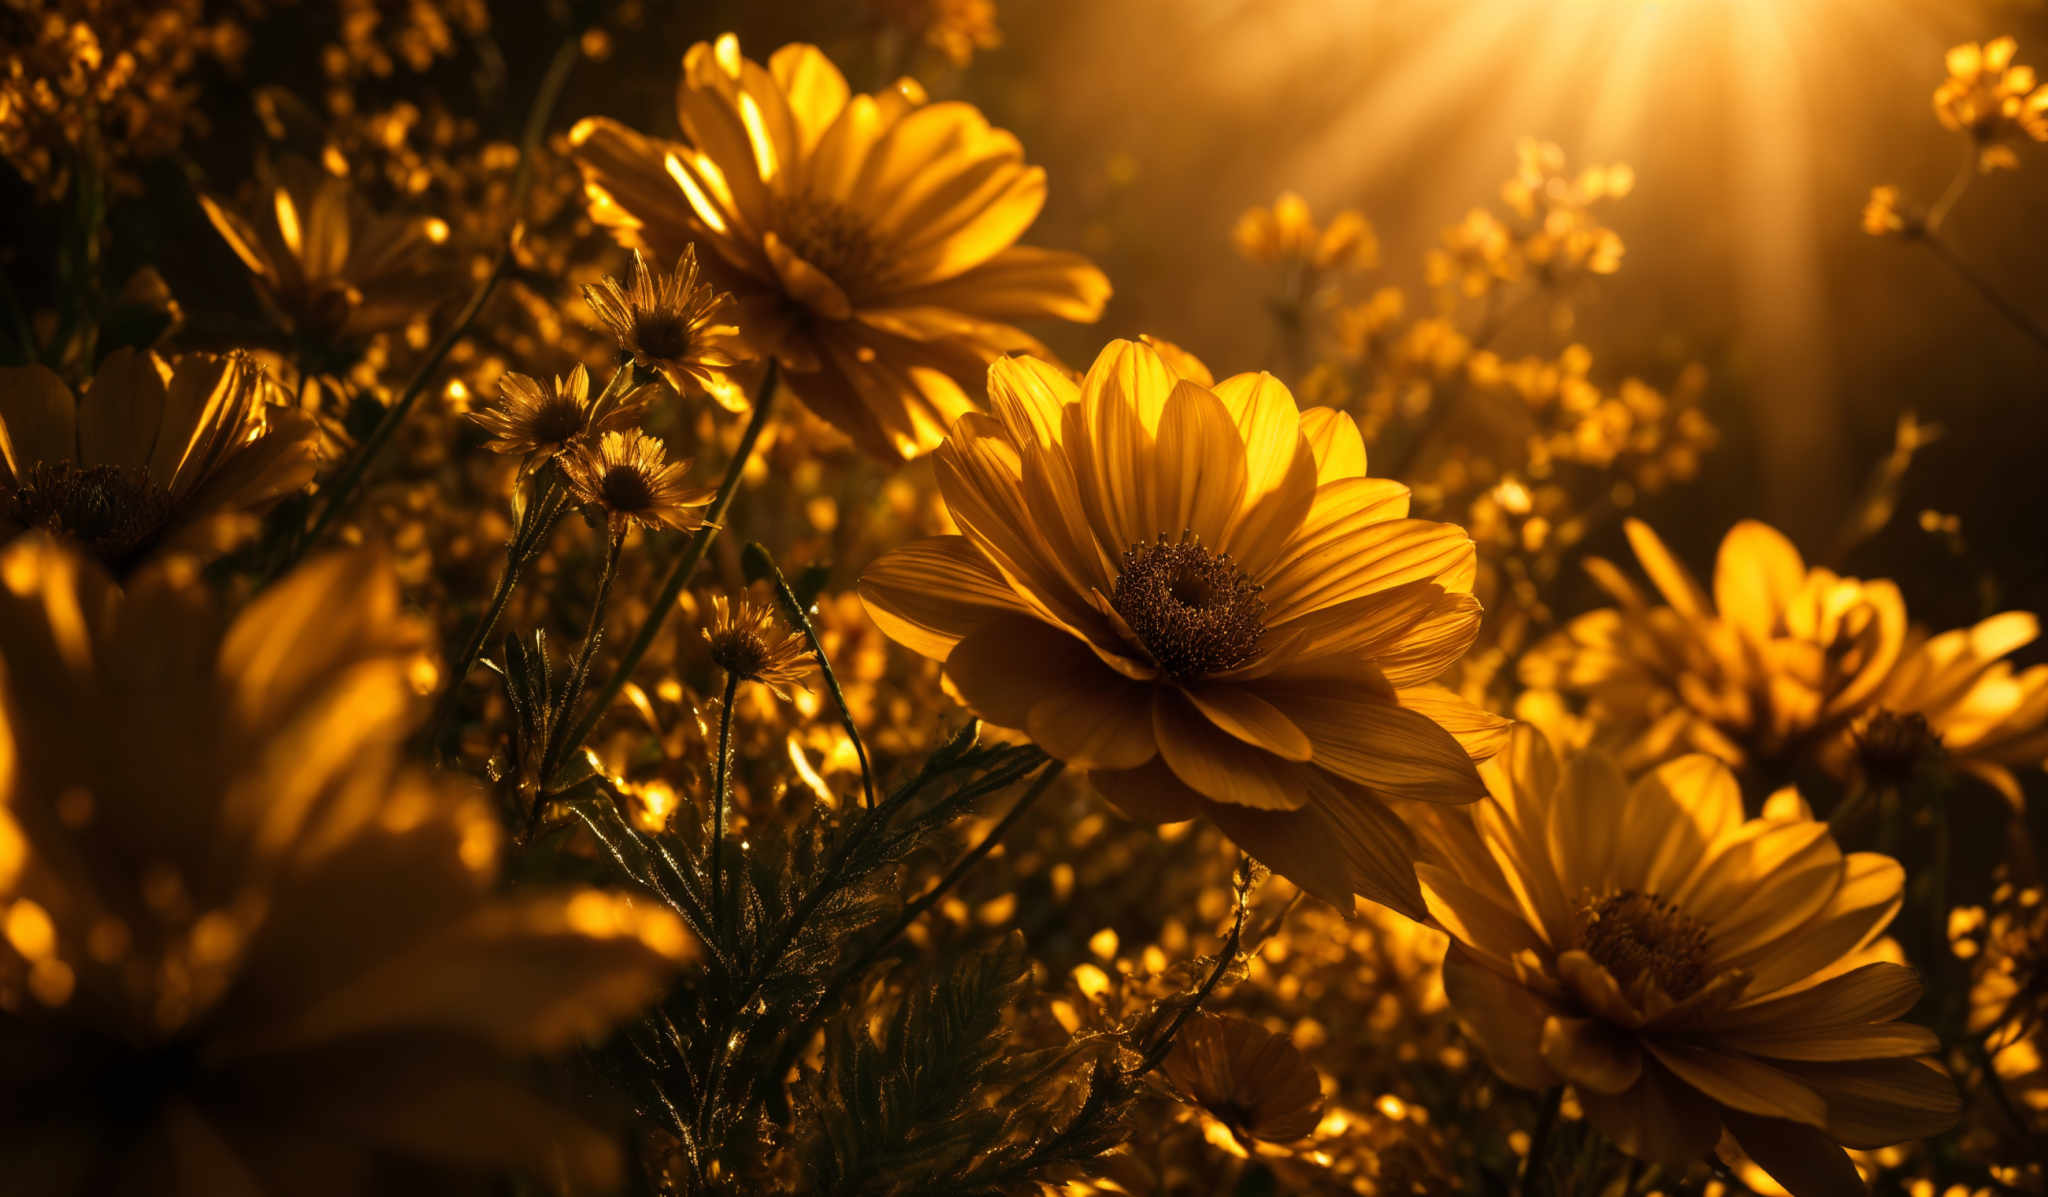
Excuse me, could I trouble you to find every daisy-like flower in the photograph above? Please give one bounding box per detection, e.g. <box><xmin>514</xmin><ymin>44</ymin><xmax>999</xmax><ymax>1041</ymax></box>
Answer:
<box><xmin>467</xmin><ymin>363</ymin><xmax>648</xmax><ymax>472</ymax></box>
<box><xmin>1162</xmin><ymin>1012</ymin><xmax>1326</xmax><ymax>1153</ymax></box>
<box><xmin>0</xmin><ymin>536</ymin><xmax>696</xmax><ymax>1194</ymax></box>
<box><xmin>200</xmin><ymin>155</ymin><xmax>449</xmax><ymax>348</ymax></box>
<box><xmin>560</xmin><ymin>429</ymin><xmax>718</xmax><ymax>535</ymax></box>
<box><xmin>0</xmin><ymin>349</ymin><xmax>316</xmax><ymax>573</ymax></box>
<box><xmin>1933</xmin><ymin>37</ymin><xmax>2048</xmax><ymax>171</ymax></box>
<box><xmin>1420</xmin><ymin>729</ymin><xmax>1960</xmax><ymax>1193</ymax></box>
<box><xmin>1842</xmin><ymin>613</ymin><xmax>2048</xmax><ymax>807</ymax></box>
<box><xmin>569</xmin><ymin>34</ymin><xmax>1111</xmax><ymax>461</ymax></box>
<box><xmin>859</xmin><ymin>339</ymin><xmax>1508</xmax><ymax>919</ymax></box>
<box><xmin>1525</xmin><ymin>519</ymin><xmax>2048</xmax><ymax>798</ymax></box>
<box><xmin>1520</xmin><ymin>519</ymin><xmax>1909</xmax><ymax>775</ymax></box>
<box><xmin>582</xmin><ymin>247</ymin><xmax>747</xmax><ymax>410</ymax></box>
<box><xmin>704</xmin><ymin>592</ymin><xmax>813</xmax><ymax>699</ymax></box>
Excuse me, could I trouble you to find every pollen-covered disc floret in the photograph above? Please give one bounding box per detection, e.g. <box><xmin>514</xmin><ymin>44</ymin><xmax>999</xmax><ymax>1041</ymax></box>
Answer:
<box><xmin>1575</xmin><ymin>888</ymin><xmax>1713</xmax><ymax>1003</ymax></box>
<box><xmin>5</xmin><ymin>461</ymin><xmax>175</xmax><ymax>570</ymax></box>
<box><xmin>1110</xmin><ymin>532</ymin><xmax>1266</xmax><ymax>680</ymax></box>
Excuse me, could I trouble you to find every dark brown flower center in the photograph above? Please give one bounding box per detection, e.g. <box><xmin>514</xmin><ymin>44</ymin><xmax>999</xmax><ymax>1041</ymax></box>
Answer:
<box><xmin>708</xmin><ymin>626</ymin><xmax>772</xmax><ymax>679</ymax></box>
<box><xmin>599</xmin><ymin>466</ymin><xmax>657</xmax><ymax>514</ymax></box>
<box><xmin>1576</xmin><ymin>889</ymin><xmax>1714</xmax><ymax>1002</ymax></box>
<box><xmin>529</xmin><ymin>398</ymin><xmax>588</xmax><ymax>447</ymax></box>
<box><xmin>772</xmin><ymin>195</ymin><xmax>888</xmax><ymax>293</ymax></box>
<box><xmin>1110</xmin><ymin>533</ymin><xmax>1266</xmax><ymax>680</ymax></box>
<box><xmin>1854</xmin><ymin>709</ymin><xmax>1944</xmax><ymax>787</ymax></box>
<box><xmin>633</xmin><ymin>313</ymin><xmax>695</xmax><ymax>361</ymax></box>
<box><xmin>6</xmin><ymin>461</ymin><xmax>175</xmax><ymax>570</ymax></box>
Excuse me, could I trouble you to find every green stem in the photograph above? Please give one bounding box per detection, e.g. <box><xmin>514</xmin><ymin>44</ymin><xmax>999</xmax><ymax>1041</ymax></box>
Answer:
<box><xmin>710</xmin><ymin>669</ymin><xmax>739</xmax><ymax>928</ymax></box>
<box><xmin>280</xmin><ymin>34</ymin><xmax>581</xmax><ymax>572</ymax></box>
<box><xmin>556</xmin><ymin>359</ymin><xmax>780</xmax><ymax>760</ymax></box>
<box><xmin>533</xmin><ymin>527</ymin><xmax>624</xmax><ymax>818</ymax></box>
<box><xmin>745</xmin><ymin>542</ymin><xmax>877</xmax><ymax>809</ymax></box>
<box><xmin>1518</xmin><ymin>1087</ymin><xmax>1564</xmax><ymax>1197</ymax></box>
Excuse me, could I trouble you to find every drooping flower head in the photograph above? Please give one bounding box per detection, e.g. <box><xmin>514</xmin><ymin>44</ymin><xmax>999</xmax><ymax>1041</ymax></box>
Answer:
<box><xmin>1420</xmin><ymin>729</ymin><xmax>1959</xmax><ymax>1193</ymax></box>
<box><xmin>468</xmin><ymin>364</ymin><xmax>648</xmax><ymax>473</ymax></box>
<box><xmin>0</xmin><ymin>536</ymin><xmax>696</xmax><ymax>1193</ymax></box>
<box><xmin>1161</xmin><ymin>1011</ymin><xmax>1326</xmax><ymax>1153</ymax></box>
<box><xmin>559</xmin><ymin>429</ymin><xmax>718</xmax><ymax>536</ymax></box>
<box><xmin>582</xmin><ymin>247</ymin><xmax>747</xmax><ymax>409</ymax></box>
<box><xmin>200</xmin><ymin>155</ymin><xmax>450</xmax><ymax>349</ymax></box>
<box><xmin>861</xmin><ymin>339</ymin><xmax>1507</xmax><ymax>918</ymax></box>
<box><xmin>570</xmin><ymin>34</ymin><xmax>1111</xmax><ymax>460</ymax></box>
<box><xmin>704</xmin><ymin>592</ymin><xmax>813</xmax><ymax>700</ymax></box>
<box><xmin>0</xmin><ymin>349</ymin><xmax>316</xmax><ymax>574</ymax></box>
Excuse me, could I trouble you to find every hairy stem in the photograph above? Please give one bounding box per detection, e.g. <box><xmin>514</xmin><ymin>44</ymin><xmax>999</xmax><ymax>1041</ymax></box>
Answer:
<box><xmin>746</xmin><ymin>542</ymin><xmax>877</xmax><ymax>809</ymax></box>
<box><xmin>710</xmin><ymin>669</ymin><xmax>739</xmax><ymax>928</ymax></box>
<box><xmin>1130</xmin><ymin>859</ymin><xmax>1257</xmax><ymax>1078</ymax></box>
<box><xmin>558</xmin><ymin>359</ymin><xmax>781</xmax><ymax>761</ymax></box>
<box><xmin>535</xmin><ymin>526</ymin><xmax>624</xmax><ymax>810</ymax></box>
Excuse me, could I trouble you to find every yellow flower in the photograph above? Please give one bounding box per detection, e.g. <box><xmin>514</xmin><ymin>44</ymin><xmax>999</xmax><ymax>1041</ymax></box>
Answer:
<box><xmin>1421</xmin><ymin>729</ymin><xmax>1959</xmax><ymax>1191</ymax></box>
<box><xmin>569</xmin><ymin>34</ymin><xmax>1111</xmax><ymax>461</ymax></box>
<box><xmin>559</xmin><ymin>429</ymin><xmax>718</xmax><ymax>535</ymax></box>
<box><xmin>582</xmin><ymin>247</ymin><xmax>748</xmax><ymax>410</ymax></box>
<box><xmin>1850</xmin><ymin>613</ymin><xmax>2048</xmax><ymax>807</ymax></box>
<box><xmin>1521</xmin><ymin>519</ymin><xmax>1908</xmax><ymax>775</ymax></box>
<box><xmin>868</xmin><ymin>0</ymin><xmax>1002</xmax><ymax>68</ymax></box>
<box><xmin>859</xmin><ymin>339</ymin><xmax>1508</xmax><ymax>918</ymax></box>
<box><xmin>704</xmin><ymin>592</ymin><xmax>813</xmax><ymax>699</ymax></box>
<box><xmin>1162</xmin><ymin>1011</ymin><xmax>1326</xmax><ymax>1152</ymax></box>
<box><xmin>0</xmin><ymin>536</ymin><xmax>697</xmax><ymax>1193</ymax></box>
<box><xmin>1233</xmin><ymin>192</ymin><xmax>1379</xmax><ymax>275</ymax></box>
<box><xmin>200</xmin><ymin>156</ymin><xmax>450</xmax><ymax>346</ymax></box>
<box><xmin>1934</xmin><ymin>37</ymin><xmax>2048</xmax><ymax>171</ymax></box>
<box><xmin>1862</xmin><ymin>185</ymin><xmax>1921</xmax><ymax>238</ymax></box>
<box><xmin>0</xmin><ymin>349</ymin><xmax>316</xmax><ymax>573</ymax></box>
<box><xmin>468</xmin><ymin>363</ymin><xmax>647</xmax><ymax>472</ymax></box>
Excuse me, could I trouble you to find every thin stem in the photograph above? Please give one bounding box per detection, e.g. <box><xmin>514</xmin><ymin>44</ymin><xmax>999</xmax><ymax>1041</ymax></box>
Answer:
<box><xmin>1921</xmin><ymin>233</ymin><xmax>2048</xmax><ymax>353</ymax></box>
<box><xmin>427</xmin><ymin>473</ymin><xmax>565</xmax><ymax>749</ymax></box>
<box><xmin>710</xmin><ymin>670</ymin><xmax>740</xmax><ymax>928</ymax></box>
<box><xmin>1130</xmin><ymin>861</ymin><xmax>1255</xmax><ymax>1078</ymax></box>
<box><xmin>536</xmin><ymin>526</ymin><xmax>625</xmax><ymax>807</ymax></box>
<box><xmin>746</xmin><ymin>542</ymin><xmax>877</xmax><ymax>809</ymax></box>
<box><xmin>749</xmin><ymin>759</ymin><xmax>1064</xmax><ymax>1108</ymax></box>
<box><xmin>1518</xmin><ymin>1087</ymin><xmax>1564</xmax><ymax>1197</ymax></box>
<box><xmin>281</xmin><ymin>34</ymin><xmax>581</xmax><ymax>571</ymax></box>
<box><xmin>1973</xmin><ymin>1031</ymin><xmax>2030</xmax><ymax>1138</ymax></box>
<box><xmin>557</xmin><ymin>360</ymin><xmax>781</xmax><ymax>759</ymax></box>
<box><xmin>1925</xmin><ymin>145</ymin><xmax>1977</xmax><ymax>233</ymax></box>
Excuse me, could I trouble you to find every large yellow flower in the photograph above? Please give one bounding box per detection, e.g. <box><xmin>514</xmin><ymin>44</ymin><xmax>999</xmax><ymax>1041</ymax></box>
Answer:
<box><xmin>1420</xmin><ymin>729</ymin><xmax>1959</xmax><ymax>1193</ymax></box>
<box><xmin>0</xmin><ymin>537</ymin><xmax>696</xmax><ymax>1194</ymax></box>
<box><xmin>569</xmin><ymin>34</ymin><xmax>1111</xmax><ymax>461</ymax></box>
<box><xmin>1521</xmin><ymin>519</ymin><xmax>1908</xmax><ymax>774</ymax></box>
<box><xmin>200</xmin><ymin>156</ymin><xmax>450</xmax><ymax>347</ymax></box>
<box><xmin>859</xmin><ymin>339</ymin><xmax>1507</xmax><ymax>918</ymax></box>
<box><xmin>1523</xmin><ymin>519</ymin><xmax>2048</xmax><ymax>797</ymax></box>
<box><xmin>0</xmin><ymin>349</ymin><xmax>317</xmax><ymax>574</ymax></box>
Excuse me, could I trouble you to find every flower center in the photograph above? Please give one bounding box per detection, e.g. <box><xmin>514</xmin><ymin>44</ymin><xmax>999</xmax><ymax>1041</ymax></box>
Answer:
<box><xmin>1576</xmin><ymin>889</ymin><xmax>1714</xmax><ymax>1002</ymax></box>
<box><xmin>771</xmin><ymin>194</ymin><xmax>888</xmax><ymax>293</ymax></box>
<box><xmin>708</xmin><ymin>626</ymin><xmax>772</xmax><ymax>678</ymax></box>
<box><xmin>1854</xmin><ymin>709</ymin><xmax>1944</xmax><ymax>787</ymax></box>
<box><xmin>599</xmin><ymin>466</ymin><xmax>656</xmax><ymax>514</ymax></box>
<box><xmin>1109</xmin><ymin>532</ymin><xmax>1266</xmax><ymax>680</ymax></box>
<box><xmin>633</xmin><ymin>312</ymin><xmax>695</xmax><ymax>361</ymax></box>
<box><xmin>6</xmin><ymin>461</ymin><xmax>175</xmax><ymax>570</ymax></box>
<box><xmin>528</xmin><ymin>398</ymin><xmax>588</xmax><ymax>447</ymax></box>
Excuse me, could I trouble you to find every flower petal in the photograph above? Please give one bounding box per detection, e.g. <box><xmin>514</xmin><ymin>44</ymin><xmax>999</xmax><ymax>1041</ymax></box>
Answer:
<box><xmin>859</xmin><ymin>534</ymin><xmax>1024</xmax><ymax>661</ymax></box>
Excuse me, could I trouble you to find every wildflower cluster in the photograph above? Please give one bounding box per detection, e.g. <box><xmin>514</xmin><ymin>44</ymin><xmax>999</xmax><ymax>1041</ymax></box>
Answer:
<box><xmin>0</xmin><ymin>8</ymin><xmax>2040</xmax><ymax>1197</ymax></box>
